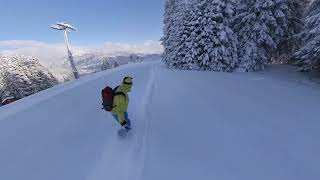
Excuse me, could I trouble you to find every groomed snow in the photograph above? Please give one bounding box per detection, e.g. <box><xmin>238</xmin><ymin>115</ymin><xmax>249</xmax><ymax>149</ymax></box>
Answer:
<box><xmin>0</xmin><ymin>61</ymin><xmax>319</xmax><ymax>180</ymax></box>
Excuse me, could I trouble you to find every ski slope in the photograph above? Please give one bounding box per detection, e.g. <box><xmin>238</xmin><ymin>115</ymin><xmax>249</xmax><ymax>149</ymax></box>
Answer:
<box><xmin>0</xmin><ymin>61</ymin><xmax>319</xmax><ymax>180</ymax></box>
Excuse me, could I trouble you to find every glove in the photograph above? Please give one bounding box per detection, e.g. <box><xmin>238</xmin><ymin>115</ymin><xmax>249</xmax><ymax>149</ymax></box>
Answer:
<box><xmin>123</xmin><ymin>124</ymin><xmax>131</xmax><ymax>130</ymax></box>
<box><xmin>120</xmin><ymin>121</ymin><xmax>126</xmax><ymax>126</ymax></box>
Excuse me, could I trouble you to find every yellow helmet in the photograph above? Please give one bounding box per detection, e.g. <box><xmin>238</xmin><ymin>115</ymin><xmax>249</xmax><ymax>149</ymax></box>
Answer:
<box><xmin>123</xmin><ymin>76</ymin><xmax>133</xmax><ymax>85</ymax></box>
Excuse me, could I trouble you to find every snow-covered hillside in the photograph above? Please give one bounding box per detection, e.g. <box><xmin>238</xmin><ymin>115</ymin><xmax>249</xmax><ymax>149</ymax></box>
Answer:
<box><xmin>61</xmin><ymin>53</ymin><xmax>162</xmax><ymax>76</ymax></box>
<box><xmin>0</xmin><ymin>61</ymin><xmax>319</xmax><ymax>180</ymax></box>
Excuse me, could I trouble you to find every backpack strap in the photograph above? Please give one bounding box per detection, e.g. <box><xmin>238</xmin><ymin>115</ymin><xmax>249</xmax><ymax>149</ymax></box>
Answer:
<box><xmin>112</xmin><ymin>86</ymin><xmax>126</xmax><ymax>109</ymax></box>
<box><xmin>113</xmin><ymin>86</ymin><xmax>126</xmax><ymax>99</ymax></box>
<box><xmin>113</xmin><ymin>86</ymin><xmax>120</xmax><ymax>92</ymax></box>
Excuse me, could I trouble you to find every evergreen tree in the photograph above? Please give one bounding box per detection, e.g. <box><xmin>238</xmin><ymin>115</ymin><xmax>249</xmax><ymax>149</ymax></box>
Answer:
<box><xmin>275</xmin><ymin>0</ymin><xmax>310</xmax><ymax>63</ymax></box>
<box><xmin>233</xmin><ymin>0</ymin><xmax>289</xmax><ymax>71</ymax></box>
<box><xmin>101</xmin><ymin>57</ymin><xmax>119</xmax><ymax>71</ymax></box>
<box><xmin>164</xmin><ymin>0</ymin><xmax>238</xmax><ymax>72</ymax></box>
<box><xmin>161</xmin><ymin>0</ymin><xmax>186</xmax><ymax>65</ymax></box>
<box><xmin>295</xmin><ymin>0</ymin><xmax>320</xmax><ymax>71</ymax></box>
<box><xmin>0</xmin><ymin>56</ymin><xmax>58</xmax><ymax>100</ymax></box>
<box><xmin>166</xmin><ymin>1</ymin><xmax>193</xmax><ymax>69</ymax></box>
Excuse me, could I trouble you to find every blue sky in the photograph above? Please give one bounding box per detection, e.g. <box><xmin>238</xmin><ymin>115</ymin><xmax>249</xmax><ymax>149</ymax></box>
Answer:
<box><xmin>0</xmin><ymin>0</ymin><xmax>165</xmax><ymax>45</ymax></box>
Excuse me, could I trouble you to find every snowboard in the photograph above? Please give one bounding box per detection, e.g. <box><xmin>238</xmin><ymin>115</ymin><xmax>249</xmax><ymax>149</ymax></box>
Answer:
<box><xmin>117</xmin><ymin>128</ymin><xmax>130</xmax><ymax>138</ymax></box>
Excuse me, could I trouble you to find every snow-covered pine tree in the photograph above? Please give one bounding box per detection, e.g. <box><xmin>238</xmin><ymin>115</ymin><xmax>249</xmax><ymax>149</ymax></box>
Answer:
<box><xmin>0</xmin><ymin>56</ymin><xmax>59</xmax><ymax>100</ymax></box>
<box><xmin>101</xmin><ymin>57</ymin><xmax>119</xmax><ymax>71</ymax></box>
<box><xmin>165</xmin><ymin>0</ymin><xmax>193</xmax><ymax>69</ymax></box>
<box><xmin>0</xmin><ymin>56</ymin><xmax>6</xmax><ymax>101</ymax></box>
<box><xmin>170</xmin><ymin>0</ymin><xmax>238</xmax><ymax>71</ymax></box>
<box><xmin>21</xmin><ymin>58</ymin><xmax>58</xmax><ymax>92</ymax></box>
<box><xmin>233</xmin><ymin>0</ymin><xmax>288</xmax><ymax>71</ymax></box>
<box><xmin>161</xmin><ymin>0</ymin><xmax>187</xmax><ymax>66</ymax></box>
<box><xmin>294</xmin><ymin>0</ymin><xmax>320</xmax><ymax>71</ymax></box>
<box><xmin>162</xmin><ymin>0</ymin><xmax>178</xmax><ymax>65</ymax></box>
<box><xmin>275</xmin><ymin>0</ymin><xmax>311</xmax><ymax>63</ymax></box>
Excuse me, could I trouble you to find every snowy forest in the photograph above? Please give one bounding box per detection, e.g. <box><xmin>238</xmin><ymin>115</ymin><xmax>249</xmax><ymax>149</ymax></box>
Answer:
<box><xmin>0</xmin><ymin>56</ymin><xmax>59</xmax><ymax>104</ymax></box>
<box><xmin>162</xmin><ymin>0</ymin><xmax>318</xmax><ymax>72</ymax></box>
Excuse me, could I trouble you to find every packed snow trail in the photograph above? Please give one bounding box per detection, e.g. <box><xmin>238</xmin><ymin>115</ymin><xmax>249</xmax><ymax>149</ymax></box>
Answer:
<box><xmin>87</xmin><ymin>64</ymin><xmax>157</xmax><ymax>180</ymax></box>
<box><xmin>0</xmin><ymin>62</ymin><xmax>320</xmax><ymax>180</ymax></box>
<box><xmin>142</xmin><ymin>65</ymin><xmax>320</xmax><ymax>180</ymax></box>
<box><xmin>0</xmin><ymin>62</ymin><xmax>157</xmax><ymax>180</ymax></box>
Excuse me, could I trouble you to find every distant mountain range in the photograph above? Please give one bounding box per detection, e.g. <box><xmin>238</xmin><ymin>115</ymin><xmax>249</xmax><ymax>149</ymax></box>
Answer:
<box><xmin>58</xmin><ymin>53</ymin><xmax>162</xmax><ymax>77</ymax></box>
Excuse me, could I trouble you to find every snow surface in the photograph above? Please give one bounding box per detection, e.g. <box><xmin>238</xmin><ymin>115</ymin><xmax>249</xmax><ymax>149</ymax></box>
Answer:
<box><xmin>0</xmin><ymin>61</ymin><xmax>320</xmax><ymax>180</ymax></box>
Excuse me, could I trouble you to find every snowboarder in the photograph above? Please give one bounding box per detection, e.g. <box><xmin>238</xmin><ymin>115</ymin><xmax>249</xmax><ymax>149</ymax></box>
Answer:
<box><xmin>111</xmin><ymin>76</ymin><xmax>133</xmax><ymax>131</ymax></box>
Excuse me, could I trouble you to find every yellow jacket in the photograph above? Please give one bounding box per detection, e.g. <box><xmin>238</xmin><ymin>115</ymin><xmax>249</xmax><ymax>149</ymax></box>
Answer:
<box><xmin>111</xmin><ymin>84</ymin><xmax>131</xmax><ymax>124</ymax></box>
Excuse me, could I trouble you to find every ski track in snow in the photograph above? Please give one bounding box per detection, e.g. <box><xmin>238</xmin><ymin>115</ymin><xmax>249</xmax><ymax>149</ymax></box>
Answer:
<box><xmin>135</xmin><ymin>64</ymin><xmax>157</xmax><ymax>180</ymax></box>
<box><xmin>86</xmin><ymin>64</ymin><xmax>157</xmax><ymax>180</ymax></box>
<box><xmin>1</xmin><ymin>62</ymin><xmax>320</xmax><ymax>180</ymax></box>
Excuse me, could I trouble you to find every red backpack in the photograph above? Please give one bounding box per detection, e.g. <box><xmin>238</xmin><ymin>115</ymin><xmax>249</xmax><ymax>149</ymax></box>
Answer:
<box><xmin>101</xmin><ymin>86</ymin><xmax>125</xmax><ymax>111</ymax></box>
